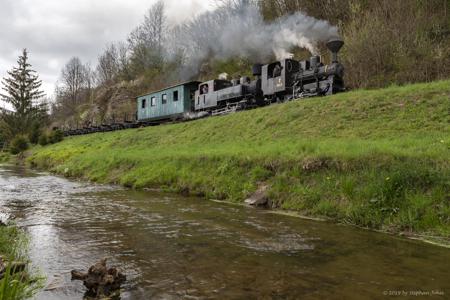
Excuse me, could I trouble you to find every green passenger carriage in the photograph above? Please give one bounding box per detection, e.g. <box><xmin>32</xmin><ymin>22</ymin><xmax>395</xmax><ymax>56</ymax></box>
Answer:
<box><xmin>136</xmin><ymin>81</ymin><xmax>200</xmax><ymax>122</ymax></box>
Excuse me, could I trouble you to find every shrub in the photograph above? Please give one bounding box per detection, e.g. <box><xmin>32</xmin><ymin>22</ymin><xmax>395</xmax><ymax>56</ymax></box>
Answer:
<box><xmin>29</xmin><ymin>123</ymin><xmax>41</xmax><ymax>145</ymax></box>
<box><xmin>9</xmin><ymin>135</ymin><xmax>29</xmax><ymax>155</ymax></box>
<box><xmin>48</xmin><ymin>129</ymin><xmax>64</xmax><ymax>144</ymax></box>
<box><xmin>38</xmin><ymin>134</ymin><xmax>49</xmax><ymax>146</ymax></box>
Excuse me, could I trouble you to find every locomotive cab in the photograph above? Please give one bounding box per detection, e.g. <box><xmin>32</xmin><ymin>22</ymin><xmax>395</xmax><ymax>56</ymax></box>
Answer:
<box><xmin>261</xmin><ymin>59</ymin><xmax>300</xmax><ymax>100</ymax></box>
<box><xmin>194</xmin><ymin>80</ymin><xmax>234</xmax><ymax>110</ymax></box>
<box><xmin>194</xmin><ymin>78</ymin><xmax>258</xmax><ymax>111</ymax></box>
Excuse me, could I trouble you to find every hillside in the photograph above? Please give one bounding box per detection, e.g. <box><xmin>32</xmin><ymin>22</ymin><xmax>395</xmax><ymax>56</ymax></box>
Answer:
<box><xmin>49</xmin><ymin>1</ymin><xmax>450</xmax><ymax>129</ymax></box>
<box><xmin>29</xmin><ymin>80</ymin><xmax>450</xmax><ymax>239</ymax></box>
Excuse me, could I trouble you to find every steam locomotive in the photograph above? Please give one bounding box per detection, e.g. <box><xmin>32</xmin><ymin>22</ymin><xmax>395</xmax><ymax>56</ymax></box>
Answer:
<box><xmin>191</xmin><ymin>38</ymin><xmax>344</xmax><ymax>115</ymax></box>
<box><xmin>65</xmin><ymin>39</ymin><xmax>344</xmax><ymax>135</ymax></box>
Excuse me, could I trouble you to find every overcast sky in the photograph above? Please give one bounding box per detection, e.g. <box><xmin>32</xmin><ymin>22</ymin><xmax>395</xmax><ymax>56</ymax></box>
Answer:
<box><xmin>0</xmin><ymin>0</ymin><xmax>216</xmax><ymax>109</ymax></box>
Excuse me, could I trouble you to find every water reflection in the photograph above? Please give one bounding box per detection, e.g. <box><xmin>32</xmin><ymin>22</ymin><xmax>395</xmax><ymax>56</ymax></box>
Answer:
<box><xmin>0</xmin><ymin>164</ymin><xmax>449</xmax><ymax>299</ymax></box>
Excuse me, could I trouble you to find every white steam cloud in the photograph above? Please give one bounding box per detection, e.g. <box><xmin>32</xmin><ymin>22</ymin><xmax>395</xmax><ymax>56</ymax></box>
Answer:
<box><xmin>169</xmin><ymin>2</ymin><xmax>339</xmax><ymax>78</ymax></box>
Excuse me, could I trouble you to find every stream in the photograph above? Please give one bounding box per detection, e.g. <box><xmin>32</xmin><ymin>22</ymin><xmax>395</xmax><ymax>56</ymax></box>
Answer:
<box><xmin>0</xmin><ymin>164</ymin><xmax>448</xmax><ymax>299</ymax></box>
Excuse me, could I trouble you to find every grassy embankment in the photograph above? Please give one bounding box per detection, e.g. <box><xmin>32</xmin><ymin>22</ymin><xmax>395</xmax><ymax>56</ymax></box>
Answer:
<box><xmin>0</xmin><ymin>225</ymin><xmax>41</xmax><ymax>299</ymax></box>
<box><xmin>29</xmin><ymin>80</ymin><xmax>450</xmax><ymax>239</ymax></box>
<box><xmin>0</xmin><ymin>153</ymin><xmax>10</xmax><ymax>163</ymax></box>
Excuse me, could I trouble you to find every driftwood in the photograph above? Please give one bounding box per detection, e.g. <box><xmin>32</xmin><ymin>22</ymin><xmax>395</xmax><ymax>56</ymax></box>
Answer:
<box><xmin>71</xmin><ymin>258</ymin><xmax>126</xmax><ymax>298</ymax></box>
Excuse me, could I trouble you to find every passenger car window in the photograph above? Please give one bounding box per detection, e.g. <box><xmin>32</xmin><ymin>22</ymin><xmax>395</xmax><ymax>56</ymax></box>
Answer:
<box><xmin>151</xmin><ymin>97</ymin><xmax>156</xmax><ymax>106</ymax></box>
<box><xmin>162</xmin><ymin>94</ymin><xmax>167</xmax><ymax>104</ymax></box>
<box><xmin>141</xmin><ymin>99</ymin><xmax>146</xmax><ymax>109</ymax></box>
<box><xmin>173</xmin><ymin>90</ymin><xmax>178</xmax><ymax>101</ymax></box>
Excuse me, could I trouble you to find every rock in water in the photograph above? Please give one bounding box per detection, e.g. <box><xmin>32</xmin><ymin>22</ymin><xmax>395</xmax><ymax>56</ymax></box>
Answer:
<box><xmin>71</xmin><ymin>258</ymin><xmax>126</xmax><ymax>298</ymax></box>
<box><xmin>244</xmin><ymin>184</ymin><xmax>269</xmax><ymax>206</ymax></box>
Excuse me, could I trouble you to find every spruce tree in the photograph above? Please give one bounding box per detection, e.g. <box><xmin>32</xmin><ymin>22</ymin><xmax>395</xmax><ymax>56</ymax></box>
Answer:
<box><xmin>0</xmin><ymin>49</ymin><xmax>46</xmax><ymax>139</ymax></box>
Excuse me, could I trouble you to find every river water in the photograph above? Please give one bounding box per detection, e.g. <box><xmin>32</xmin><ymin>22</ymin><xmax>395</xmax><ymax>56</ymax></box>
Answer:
<box><xmin>0</xmin><ymin>164</ymin><xmax>449</xmax><ymax>299</ymax></box>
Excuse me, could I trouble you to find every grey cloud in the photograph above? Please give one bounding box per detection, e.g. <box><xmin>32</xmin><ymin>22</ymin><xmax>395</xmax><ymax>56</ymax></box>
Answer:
<box><xmin>0</xmin><ymin>0</ymin><xmax>214</xmax><ymax>107</ymax></box>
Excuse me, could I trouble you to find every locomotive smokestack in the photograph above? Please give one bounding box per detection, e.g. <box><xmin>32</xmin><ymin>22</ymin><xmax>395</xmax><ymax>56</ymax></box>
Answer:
<box><xmin>252</xmin><ymin>64</ymin><xmax>262</xmax><ymax>76</ymax></box>
<box><xmin>326</xmin><ymin>39</ymin><xmax>344</xmax><ymax>63</ymax></box>
<box><xmin>252</xmin><ymin>63</ymin><xmax>262</xmax><ymax>79</ymax></box>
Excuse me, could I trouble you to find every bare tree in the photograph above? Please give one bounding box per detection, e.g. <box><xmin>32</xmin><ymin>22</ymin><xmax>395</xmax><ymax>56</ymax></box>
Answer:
<box><xmin>128</xmin><ymin>0</ymin><xmax>166</xmax><ymax>72</ymax></box>
<box><xmin>117</xmin><ymin>42</ymin><xmax>132</xmax><ymax>80</ymax></box>
<box><xmin>96</xmin><ymin>43</ymin><xmax>119</xmax><ymax>85</ymax></box>
<box><xmin>84</xmin><ymin>62</ymin><xmax>97</xmax><ymax>104</ymax></box>
<box><xmin>60</xmin><ymin>57</ymin><xmax>88</xmax><ymax>106</ymax></box>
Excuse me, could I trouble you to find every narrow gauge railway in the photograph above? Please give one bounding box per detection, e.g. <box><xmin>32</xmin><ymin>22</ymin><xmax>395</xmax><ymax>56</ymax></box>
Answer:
<box><xmin>64</xmin><ymin>39</ymin><xmax>344</xmax><ymax>137</ymax></box>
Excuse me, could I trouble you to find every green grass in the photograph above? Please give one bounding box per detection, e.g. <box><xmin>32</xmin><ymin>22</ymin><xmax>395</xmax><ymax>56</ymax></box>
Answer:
<box><xmin>0</xmin><ymin>225</ymin><xmax>42</xmax><ymax>300</ymax></box>
<box><xmin>0</xmin><ymin>153</ymin><xmax>10</xmax><ymax>163</ymax></box>
<box><xmin>29</xmin><ymin>80</ymin><xmax>450</xmax><ymax>238</ymax></box>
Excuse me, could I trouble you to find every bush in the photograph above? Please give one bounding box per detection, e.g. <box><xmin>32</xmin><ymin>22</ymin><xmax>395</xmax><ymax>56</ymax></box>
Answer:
<box><xmin>29</xmin><ymin>123</ymin><xmax>41</xmax><ymax>145</ymax></box>
<box><xmin>9</xmin><ymin>135</ymin><xmax>29</xmax><ymax>155</ymax></box>
<box><xmin>38</xmin><ymin>134</ymin><xmax>49</xmax><ymax>146</ymax></box>
<box><xmin>48</xmin><ymin>129</ymin><xmax>64</xmax><ymax>144</ymax></box>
